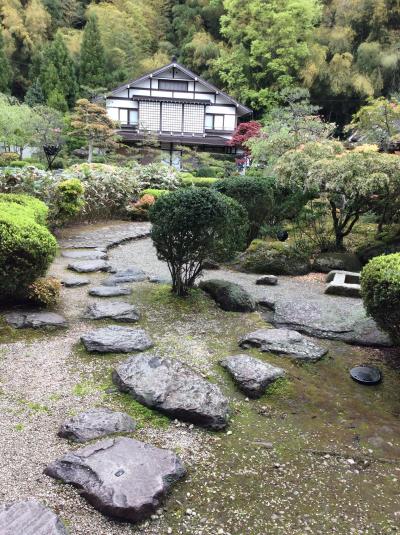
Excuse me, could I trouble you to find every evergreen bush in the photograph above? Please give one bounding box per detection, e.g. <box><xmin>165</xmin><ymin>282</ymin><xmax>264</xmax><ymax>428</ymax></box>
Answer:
<box><xmin>361</xmin><ymin>253</ymin><xmax>400</xmax><ymax>345</ymax></box>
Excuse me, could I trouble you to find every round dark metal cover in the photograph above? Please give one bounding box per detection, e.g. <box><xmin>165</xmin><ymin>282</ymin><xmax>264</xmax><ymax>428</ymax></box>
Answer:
<box><xmin>350</xmin><ymin>366</ymin><xmax>382</xmax><ymax>385</ymax></box>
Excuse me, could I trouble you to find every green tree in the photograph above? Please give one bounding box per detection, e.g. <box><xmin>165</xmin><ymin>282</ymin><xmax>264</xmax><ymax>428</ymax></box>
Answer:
<box><xmin>24</xmin><ymin>79</ymin><xmax>45</xmax><ymax>106</ymax></box>
<box><xmin>0</xmin><ymin>28</ymin><xmax>12</xmax><ymax>94</ymax></box>
<box><xmin>79</xmin><ymin>15</ymin><xmax>107</xmax><ymax>89</ymax></box>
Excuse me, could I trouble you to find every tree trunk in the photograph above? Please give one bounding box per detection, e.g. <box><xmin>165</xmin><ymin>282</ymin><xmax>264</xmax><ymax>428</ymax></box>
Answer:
<box><xmin>88</xmin><ymin>139</ymin><xmax>94</xmax><ymax>163</ymax></box>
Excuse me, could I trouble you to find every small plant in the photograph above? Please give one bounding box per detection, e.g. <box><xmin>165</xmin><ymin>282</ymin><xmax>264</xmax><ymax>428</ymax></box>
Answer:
<box><xmin>0</xmin><ymin>152</ymin><xmax>20</xmax><ymax>166</ymax></box>
<box><xmin>150</xmin><ymin>188</ymin><xmax>248</xmax><ymax>296</ymax></box>
<box><xmin>127</xmin><ymin>193</ymin><xmax>156</xmax><ymax>220</ymax></box>
<box><xmin>361</xmin><ymin>253</ymin><xmax>400</xmax><ymax>345</ymax></box>
<box><xmin>28</xmin><ymin>276</ymin><xmax>61</xmax><ymax>307</ymax></box>
<box><xmin>53</xmin><ymin>178</ymin><xmax>85</xmax><ymax>225</ymax></box>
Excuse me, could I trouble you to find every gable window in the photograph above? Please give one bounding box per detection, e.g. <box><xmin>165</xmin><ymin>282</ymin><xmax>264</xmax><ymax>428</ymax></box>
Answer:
<box><xmin>205</xmin><ymin>114</ymin><xmax>224</xmax><ymax>130</ymax></box>
<box><xmin>158</xmin><ymin>80</ymin><xmax>188</xmax><ymax>92</ymax></box>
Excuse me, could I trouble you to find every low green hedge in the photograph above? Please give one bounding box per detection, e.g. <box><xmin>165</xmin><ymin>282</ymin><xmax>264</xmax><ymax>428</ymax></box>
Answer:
<box><xmin>0</xmin><ymin>194</ymin><xmax>57</xmax><ymax>300</ymax></box>
<box><xmin>361</xmin><ymin>253</ymin><xmax>400</xmax><ymax>345</ymax></box>
<box><xmin>180</xmin><ymin>173</ymin><xmax>218</xmax><ymax>188</ymax></box>
<box><xmin>141</xmin><ymin>188</ymin><xmax>170</xmax><ymax>199</ymax></box>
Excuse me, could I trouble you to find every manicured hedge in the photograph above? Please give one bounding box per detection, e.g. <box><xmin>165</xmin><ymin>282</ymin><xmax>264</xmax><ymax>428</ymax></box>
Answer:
<box><xmin>180</xmin><ymin>173</ymin><xmax>218</xmax><ymax>187</ymax></box>
<box><xmin>0</xmin><ymin>194</ymin><xmax>57</xmax><ymax>300</ymax></box>
<box><xmin>361</xmin><ymin>253</ymin><xmax>400</xmax><ymax>345</ymax></box>
<box><xmin>141</xmin><ymin>188</ymin><xmax>170</xmax><ymax>198</ymax></box>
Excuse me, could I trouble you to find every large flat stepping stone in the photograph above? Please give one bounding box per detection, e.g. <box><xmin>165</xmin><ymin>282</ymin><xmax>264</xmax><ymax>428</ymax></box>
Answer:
<box><xmin>256</xmin><ymin>275</ymin><xmax>278</xmax><ymax>286</ymax></box>
<box><xmin>0</xmin><ymin>500</ymin><xmax>68</xmax><ymax>535</ymax></box>
<box><xmin>220</xmin><ymin>354</ymin><xmax>285</xmax><ymax>398</ymax></box>
<box><xmin>62</xmin><ymin>275</ymin><xmax>90</xmax><ymax>288</ymax></box>
<box><xmin>113</xmin><ymin>353</ymin><xmax>230</xmax><ymax>430</ymax></box>
<box><xmin>81</xmin><ymin>326</ymin><xmax>153</xmax><ymax>353</ymax></box>
<box><xmin>68</xmin><ymin>260</ymin><xmax>111</xmax><ymax>273</ymax></box>
<box><xmin>84</xmin><ymin>302</ymin><xmax>139</xmax><ymax>323</ymax></box>
<box><xmin>62</xmin><ymin>249</ymin><xmax>108</xmax><ymax>260</ymax></box>
<box><xmin>199</xmin><ymin>279</ymin><xmax>256</xmax><ymax>312</ymax></box>
<box><xmin>239</xmin><ymin>328</ymin><xmax>327</xmax><ymax>362</ymax></box>
<box><xmin>58</xmin><ymin>408</ymin><xmax>136</xmax><ymax>442</ymax></box>
<box><xmin>89</xmin><ymin>286</ymin><xmax>132</xmax><ymax>297</ymax></box>
<box><xmin>325</xmin><ymin>270</ymin><xmax>361</xmax><ymax>298</ymax></box>
<box><xmin>102</xmin><ymin>267</ymin><xmax>147</xmax><ymax>286</ymax></box>
<box><xmin>44</xmin><ymin>437</ymin><xmax>185</xmax><ymax>522</ymax></box>
<box><xmin>5</xmin><ymin>312</ymin><xmax>67</xmax><ymax>329</ymax></box>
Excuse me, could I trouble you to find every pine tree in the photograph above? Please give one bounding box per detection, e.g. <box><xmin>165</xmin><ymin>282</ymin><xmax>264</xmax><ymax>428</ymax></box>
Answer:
<box><xmin>24</xmin><ymin>78</ymin><xmax>45</xmax><ymax>106</ymax></box>
<box><xmin>0</xmin><ymin>27</ymin><xmax>12</xmax><ymax>94</ymax></box>
<box><xmin>39</xmin><ymin>33</ymin><xmax>78</xmax><ymax>109</ymax></box>
<box><xmin>79</xmin><ymin>15</ymin><xmax>107</xmax><ymax>89</ymax></box>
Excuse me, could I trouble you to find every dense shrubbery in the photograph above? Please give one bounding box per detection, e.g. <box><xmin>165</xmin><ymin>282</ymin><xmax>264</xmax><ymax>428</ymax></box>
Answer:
<box><xmin>0</xmin><ymin>194</ymin><xmax>57</xmax><ymax>300</ymax></box>
<box><xmin>180</xmin><ymin>173</ymin><xmax>218</xmax><ymax>187</ymax></box>
<box><xmin>52</xmin><ymin>179</ymin><xmax>85</xmax><ymax>225</ymax></box>
<box><xmin>150</xmin><ymin>188</ymin><xmax>248</xmax><ymax>296</ymax></box>
<box><xmin>0</xmin><ymin>166</ymin><xmax>55</xmax><ymax>202</ymax></box>
<box><xmin>141</xmin><ymin>189</ymin><xmax>170</xmax><ymax>198</ymax></box>
<box><xmin>131</xmin><ymin>162</ymin><xmax>181</xmax><ymax>190</ymax></box>
<box><xmin>361</xmin><ymin>253</ymin><xmax>400</xmax><ymax>345</ymax></box>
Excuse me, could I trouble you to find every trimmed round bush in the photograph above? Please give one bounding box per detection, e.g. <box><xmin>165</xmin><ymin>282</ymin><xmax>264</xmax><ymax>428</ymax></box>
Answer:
<box><xmin>0</xmin><ymin>195</ymin><xmax>57</xmax><ymax>300</ymax></box>
<box><xmin>53</xmin><ymin>178</ymin><xmax>85</xmax><ymax>225</ymax></box>
<box><xmin>150</xmin><ymin>188</ymin><xmax>248</xmax><ymax>296</ymax></box>
<box><xmin>361</xmin><ymin>253</ymin><xmax>400</xmax><ymax>345</ymax></box>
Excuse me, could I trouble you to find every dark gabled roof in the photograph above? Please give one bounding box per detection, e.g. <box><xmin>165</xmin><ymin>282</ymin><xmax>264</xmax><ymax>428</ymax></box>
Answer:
<box><xmin>106</xmin><ymin>61</ymin><xmax>252</xmax><ymax>117</ymax></box>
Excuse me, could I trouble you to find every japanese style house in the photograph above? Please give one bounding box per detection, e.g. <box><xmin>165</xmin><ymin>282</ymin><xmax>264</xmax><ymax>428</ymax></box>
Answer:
<box><xmin>105</xmin><ymin>60</ymin><xmax>252</xmax><ymax>167</ymax></box>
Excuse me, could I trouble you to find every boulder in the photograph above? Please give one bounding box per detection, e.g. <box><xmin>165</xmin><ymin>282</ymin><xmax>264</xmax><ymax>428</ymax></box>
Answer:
<box><xmin>44</xmin><ymin>437</ymin><xmax>186</xmax><ymax>522</ymax></box>
<box><xmin>220</xmin><ymin>354</ymin><xmax>285</xmax><ymax>398</ymax></box>
<box><xmin>325</xmin><ymin>271</ymin><xmax>361</xmax><ymax>298</ymax></box>
<box><xmin>199</xmin><ymin>279</ymin><xmax>256</xmax><ymax>312</ymax></box>
<box><xmin>58</xmin><ymin>408</ymin><xmax>136</xmax><ymax>442</ymax></box>
<box><xmin>0</xmin><ymin>500</ymin><xmax>68</xmax><ymax>535</ymax></box>
<box><xmin>240</xmin><ymin>241</ymin><xmax>311</xmax><ymax>276</ymax></box>
<box><xmin>313</xmin><ymin>252</ymin><xmax>361</xmax><ymax>273</ymax></box>
<box><xmin>256</xmin><ymin>275</ymin><xmax>278</xmax><ymax>286</ymax></box>
<box><xmin>102</xmin><ymin>267</ymin><xmax>147</xmax><ymax>286</ymax></box>
<box><xmin>239</xmin><ymin>328</ymin><xmax>327</xmax><ymax>362</ymax></box>
<box><xmin>357</xmin><ymin>238</ymin><xmax>400</xmax><ymax>265</ymax></box>
<box><xmin>62</xmin><ymin>276</ymin><xmax>90</xmax><ymax>288</ymax></box>
<box><xmin>5</xmin><ymin>312</ymin><xmax>67</xmax><ymax>329</ymax></box>
<box><xmin>149</xmin><ymin>276</ymin><xmax>172</xmax><ymax>284</ymax></box>
<box><xmin>81</xmin><ymin>326</ymin><xmax>153</xmax><ymax>353</ymax></box>
<box><xmin>68</xmin><ymin>260</ymin><xmax>111</xmax><ymax>273</ymax></box>
<box><xmin>84</xmin><ymin>302</ymin><xmax>140</xmax><ymax>323</ymax></box>
<box><xmin>203</xmin><ymin>259</ymin><xmax>220</xmax><ymax>270</ymax></box>
<box><xmin>113</xmin><ymin>353</ymin><xmax>230</xmax><ymax>430</ymax></box>
<box><xmin>89</xmin><ymin>286</ymin><xmax>132</xmax><ymax>297</ymax></box>
<box><xmin>62</xmin><ymin>249</ymin><xmax>108</xmax><ymax>260</ymax></box>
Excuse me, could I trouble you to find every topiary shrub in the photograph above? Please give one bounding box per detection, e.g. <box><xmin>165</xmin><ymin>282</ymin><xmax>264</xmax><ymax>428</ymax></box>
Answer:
<box><xmin>361</xmin><ymin>253</ymin><xmax>400</xmax><ymax>345</ymax></box>
<box><xmin>214</xmin><ymin>175</ymin><xmax>276</xmax><ymax>245</ymax></box>
<box><xmin>0</xmin><ymin>195</ymin><xmax>57</xmax><ymax>301</ymax></box>
<box><xmin>28</xmin><ymin>276</ymin><xmax>61</xmax><ymax>307</ymax></box>
<box><xmin>150</xmin><ymin>188</ymin><xmax>248</xmax><ymax>296</ymax></box>
<box><xmin>53</xmin><ymin>178</ymin><xmax>85</xmax><ymax>225</ymax></box>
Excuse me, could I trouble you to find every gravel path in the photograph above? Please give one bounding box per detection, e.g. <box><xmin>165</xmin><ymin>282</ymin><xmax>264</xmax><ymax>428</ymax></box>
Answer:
<box><xmin>0</xmin><ymin>221</ymin><xmax>399</xmax><ymax>535</ymax></box>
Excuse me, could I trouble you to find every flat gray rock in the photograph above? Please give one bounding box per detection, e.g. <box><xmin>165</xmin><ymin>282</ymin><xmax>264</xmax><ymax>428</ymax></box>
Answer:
<box><xmin>0</xmin><ymin>500</ymin><xmax>68</xmax><ymax>535</ymax></box>
<box><xmin>113</xmin><ymin>354</ymin><xmax>230</xmax><ymax>430</ymax></box>
<box><xmin>5</xmin><ymin>312</ymin><xmax>67</xmax><ymax>329</ymax></box>
<box><xmin>220</xmin><ymin>354</ymin><xmax>285</xmax><ymax>398</ymax></box>
<box><xmin>239</xmin><ymin>328</ymin><xmax>327</xmax><ymax>362</ymax></box>
<box><xmin>81</xmin><ymin>326</ymin><xmax>153</xmax><ymax>353</ymax></box>
<box><xmin>199</xmin><ymin>279</ymin><xmax>255</xmax><ymax>312</ymax></box>
<box><xmin>68</xmin><ymin>260</ymin><xmax>111</xmax><ymax>273</ymax></box>
<box><xmin>148</xmin><ymin>276</ymin><xmax>172</xmax><ymax>284</ymax></box>
<box><xmin>102</xmin><ymin>267</ymin><xmax>148</xmax><ymax>286</ymax></box>
<box><xmin>58</xmin><ymin>408</ymin><xmax>136</xmax><ymax>442</ymax></box>
<box><xmin>256</xmin><ymin>275</ymin><xmax>278</xmax><ymax>286</ymax></box>
<box><xmin>62</xmin><ymin>276</ymin><xmax>90</xmax><ymax>288</ymax></box>
<box><xmin>89</xmin><ymin>286</ymin><xmax>132</xmax><ymax>297</ymax></box>
<box><xmin>84</xmin><ymin>302</ymin><xmax>140</xmax><ymax>323</ymax></box>
<box><xmin>261</xmin><ymin>297</ymin><xmax>392</xmax><ymax>347</ymax></box>
<box><xmin>44</xmin><ymin>437</ymin><xmax>185</xmax><ymax>522</ymax></box>
<box><xmin>62</xmin><ymin>249</ymin><xmax>108</xmax><ymax>260</ymax></box>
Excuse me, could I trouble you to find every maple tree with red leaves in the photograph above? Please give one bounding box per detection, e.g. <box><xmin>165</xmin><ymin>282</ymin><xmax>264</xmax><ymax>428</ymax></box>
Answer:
<box><xmin>228</xmin><ymin>121</ymin><xmax>262</xmax><ymax>155</ymax></box>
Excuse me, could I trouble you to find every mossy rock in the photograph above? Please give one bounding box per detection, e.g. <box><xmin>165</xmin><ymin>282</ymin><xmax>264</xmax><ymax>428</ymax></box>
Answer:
<box><xmin>313</xmin><ymin>252</ymin><xmax>361</xmax><ymax>273</ymax></box>
<box><xmin>357</xmin><ymin>239</ymin><xmax>400</xmax><ymax>265</ymax></box>
<box><xmin>239</xmin><ymin>241</ymin><xmax>311</xmax><ymax>276</ymax></box>
<box><xmin>199</xmin><ymin>279</ymin><xmax>256</xmax><ymax>312</ymax></box>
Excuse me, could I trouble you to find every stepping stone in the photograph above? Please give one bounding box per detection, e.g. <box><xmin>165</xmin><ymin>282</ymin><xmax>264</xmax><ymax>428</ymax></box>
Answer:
<box><xmin>0</xmin><ymin>500</ymin><xmax>68</xmax><ymax>535</ymax></box>
<box><xmin>5</xmin><ymin>312</ymin><xmax>67</xmax><ymax>329</ymax></box>
<box><xmin>148</xmin><ymin>276</ymin><xmax>172</xmax><ymax>284</ymax></box>
<box><xmin>113</xmin><ymin>353</ymin><xmax>230</xmax><ymax>430</ymax></box>
<box><xmin>68</xmin><ymin>260</ymin><xmax>111</xmax><ymax>273</ymax></box>
<box><xmin>325</xmin><ymin>270</ymin><xmax>361</xmax><ymax>298</ymax></box>
<box><xmin>239</xmin><ymin>328</ymin><xmax>327</xmax><ymax>362</ymax></box>
<box><xmin>61</xmin><ymin>276</ymin><xmax>90</xmax><ymax>288</ymax></box>
<box><xmin>102</xmin><ymin>267</ymin><xmax>147</xmax><ymax>286</ymax></box>
<box><xmin>58</xmin><ymin>408</ymin><xmax>136</xmax><ymax>442</ymax></box>
<box><xmin>81</xmin><ymin>326</ymin><xmax>153</xmax><ymax>353</ymax></box>
<box><xmin>84</xmin><ymin>302</ymin><xmax>139</xmax><ymax>323</ymax></box>
<box><xmin>89</xmin><ymin>286</ymin><xmax>132</xmax><ymax>297</ymax></box>
<box><xmin>62</xmin><ymin>249</ymin><xmax>108</xmax><ymax>260</ymax></box>
<box><xmin>220</xmin><ymin>354</ymin><xmax>285</xmax><ymax>398</ymax></box>
<box><xmin>199</xmin><ymin>279</ymin><xmax>256</xmax><ymax>312</ymax></box>
<box><xmin>256</xmin><ymin>275</ymin><xmax>278</xmax><ymax>286</ymax></box>
<box><xmin>44</xmin><ymin>437</ymin><xmax>185</xmax><ymax>522</ymax></box>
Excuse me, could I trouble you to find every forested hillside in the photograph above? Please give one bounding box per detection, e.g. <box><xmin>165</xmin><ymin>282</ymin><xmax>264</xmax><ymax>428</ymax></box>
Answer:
<box><xmin>0</xmin><ymin>0</ymin><xmax>399</xmax><ymax>124</ymax></box>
